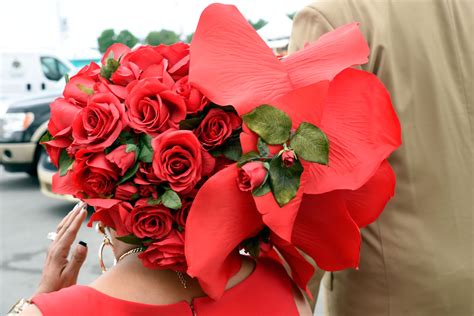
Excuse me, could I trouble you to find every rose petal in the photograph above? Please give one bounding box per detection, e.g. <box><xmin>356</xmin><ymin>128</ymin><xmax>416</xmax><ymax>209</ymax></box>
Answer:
<box><xmin>283</xmin><ymin>23</ymin><xmax>369</xmax><ymax>87</ymax></box>
<box><xmin>343</xmin><ymin>160</ymin><xmax>396</xmax><ymax>228</ymax></box>
<box><xmin>303</xmin><ymin>68</ymin><xmax>401</xmax><ymax>194</ymax></box>
<box><xmin>292</xmin><ymin>192</ymin><xmax>361</xmax><ymax>271</ymax></box>
<box><xmin>189</xmin><ymin>3</ymin><xmax>292</xmax><ymax>113</ymax></box>
<box><xmin>51</xmin><ymin>170</ymin><xmax>76</xmax><ymax>195</ymax></box>
<box><xmin>101</xmin><ymin>43</ymin><xmax>131</xmax><ymax>65</ymax></box>
<box><xmin>185</xmin><ymin>164</ymin><xmax>264</xmax><ymax>299</ymax></box>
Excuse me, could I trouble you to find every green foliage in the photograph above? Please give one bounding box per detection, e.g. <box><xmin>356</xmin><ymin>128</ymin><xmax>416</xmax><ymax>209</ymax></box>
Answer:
<box><xmin>242</xmin><ymin>104</ymin><xmax>292</xmax><ymax>145</ymax></box>
<box><xmin>161</xmin><ymin>189</ymin><xmax>182</xmax><ymax>210</ymax></box>
<box><xmin>237</xmin><ymin>151</ymin><xmax>260</xmax><ymax>167</ymax></box>
<box><xmin>118</xmin><ymin>162</ymin><xmax>140</xmax><ymax>184</ymax></box>
<box><xmin>98</xmin><ymin>29</ymin><xmax>116</xmax><ymax>54</ymax></box>
<box><xmin>248</xmin><ymin>19</ymin><xmax>268</xmax><ymax>31</ymax></box>
<box><xmin>269</xmin><ymin>154</ymin><xmax>303</xmax><ymax>206</ymax></box>
<box><xmin>138</xmin><ymin>134</ymin><xmax>153</xmax><ymax>163</ymax></box>
<box><xmin>290</xmin><ymin>122</ymin><xmax>329</xmax><ymax>164</ymax></box>
<box><xmin>145</xmin><ymin>30</ymin><xmax>180</xmax><ymax>46</ymax></box>
<box><xmin>58</xmin><ymin>150</ymin><xmax>74</xmax><ymax>177</ymax></box>
<box><xmin>117</xmin><ymin>30</ymin><xmax>138</xmax><ymax>48</ymax></box>
<box><xmin>97</xmin><ymin>28</ymin><xmax>138</xmax><ymax>54</ymax></box>
<box><xmin>100</xmin><ymin>58</ymin><xmax>120</xmax><ymax>80</ymax></box>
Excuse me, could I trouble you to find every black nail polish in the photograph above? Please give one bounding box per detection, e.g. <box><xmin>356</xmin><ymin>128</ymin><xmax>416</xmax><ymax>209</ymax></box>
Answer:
<box><xmin>79</xmin><ymin>241</ymin><xmax>87</xmax><ymax>247</ymax></box>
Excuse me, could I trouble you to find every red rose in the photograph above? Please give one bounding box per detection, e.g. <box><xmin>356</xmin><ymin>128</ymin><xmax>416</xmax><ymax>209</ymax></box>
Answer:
<box><xmin>76</xmin><ymin>62</ymin><xmax>101</xmax><ymax>80</ymax></box>
<box><xmin>121</xmin><ymin>46</ymin><xmax>164</xmax><ymax>72</ymax></box>
<box><xmin>72</xmin><ymin>153</ymin><xmax>120</xmax><ymax>198</ymax></box>
<box><xmin>111</xmin><ymin>61</ymin><xmax>141</xmax><ymax>86</ymax></box>
<box><xmin>101</xmin><ymin>43</ymin><xmax>131</xmax><ymax>65</ymax></box>
<box><xmin>134</xmin><ymin>162</ymin><xmax>162</xmax><ymax>185</ymax></box>
<box><xmin>106</xmin><ymin>145</ymin><xmax>137</xmax><ymax>176</ymax></box>
<box><xmin>125</xmin><ymin>78</ymin><xmax>186</xmax><ymax>135</ymax></box>
<box><xmin>173</xmin><ymin>76</ymin><xmax>209</xmax><ymax>113</ymax></box>
<box><xmin>43</xmin><ymin>98</ymin><xmax>82</xmax><ymax>167</ymax></box>
<box><xmin>152</xmin><ymin>130</ymin><xmax>215</xmax><ymax>193</ymax></box>
<box><xmin>194</xmin><ymin>108</ymin><xmax>241</xmax><ymax>150</ymax></box>
<box><xmin>138</xmin><ymin>185</ymin><xmax>159</xmax><ymax>199</ymax></box>
<box><xmin>175</xmin><ymin>198</ymin><xmax>192</xmax><ymax>228</ymax></box>
<box><xmin>138</xmin><ymin>230</ymin><xmax>187</xmax><ymax>271</ymax></box>
<box><xmin>115</xmin><ymin>183</ymin><xmax>138</xmax><ymax>200</ymax></box>
<box><xmin>63</xmin><ymin>75</ymin><xmax>96</xmax><ymax>106</ymax></box>
<box><xmin>124</xmin><ymin>198</ymin><xmax>174</xmax><ymax>239</ymax></box>
<box><xmin>155</xmin><ymin>42</ymin><xmax>190</xmax><ymax>80</ymax></box>
<box><xmin>282</xmin><ymin>150</ymin><xmax>296</xmax><ymax>167</ymax></box>
<box><xmin>88</xmin><ymin>201</ymin><xmax>131</xmax><ymax>236</ymax></box>
<box><xmin>237</xmin><ymin>161</ymin><xmax>267</xmax><ymax>192</ymax></box>
<box><xmin>72</xmin><ymin>93</ymin><xmax>126</xmax><ymax>151</ymax></box>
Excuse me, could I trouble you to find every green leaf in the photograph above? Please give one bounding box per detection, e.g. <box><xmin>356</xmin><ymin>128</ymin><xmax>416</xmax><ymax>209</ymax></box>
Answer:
<box><xmin>290</xmin><ymin>122</ymin><xmax>329</xmax><ymax>165</ymax></box>
<box><xmin>100</xmin><ymin>58</ymin><xmax>120</xmax><ymax>80</ymax></box>
<box><xmin>222</xmin><ymin>137</ymin><xmax>243</xmax><ymax>161</ymax></box>
<box><xmin>269</xmin><ymin>155</ymin><xmax>303</xmax><ymax>206</ymax></box>
<box><xmin>148</xmin><ymin>197</ymin><xmax>161</xmax><ymax>205</ymax></box>
<box><xmin>237</xmin><ymin>151</ymin><xmax>260</xmax><ymax>167</ymax></box>
<box><xmin>138</xmin><ymin>134</ymin><xmax>153</xmax><ymax>163</ymax></box>
<box><xmin>257</xmin><ymin>137</ymin><xmax>270</xmax><ymax>156</ymax></box>
<box><xmin>118</xmin><ymin>162</ymin><xmax>139</xmax><ymax>184</ymax></box>
<box><xmin>64</xmin><ymin>74</ymin><xmax>70</xmax><ymax>83</ymax></box>
<box><xmin>242</xmin><ymin>104</ymin><xmax>292</xmax><ymax>145</ymax></box>
<box><xmin>179</xmin><ymin>117</ymin><xmax>203</xmax><ymax>130</ymax></box>
<box><xmin>252</xmin><ymin>180</ymin><xmax>271</xmax><ymax>197</ymax></box>
<box><xmin>77</xmin><ymin>83</ymin><xmax>94</xmax><ymax>95</ymax></box>
<box><xmin>126</xmin><ymin>143</ymin><xmax>138</xmax><ymax>153</ymax></box>
<box><xmin>39</xmin><ymin>131</ymin><xmax>53</xmax><ymax>144</ymax></box>
<box><xmin>161</xmin><ymin>189</ymin><xmax>182</xmax><ymax>210</ymax></box>
<box><xmin>58</xmin><ymin>150</ymin><xmax>74</xmax><ymax>177</ymax></box>
<box><xmin>116</xmin><ymin>234</ymin><xmax>144</xmax><ymax>245</ymax></box>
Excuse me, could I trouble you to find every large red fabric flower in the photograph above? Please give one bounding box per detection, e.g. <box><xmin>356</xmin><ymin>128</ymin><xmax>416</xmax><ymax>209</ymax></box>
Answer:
<box><xmin>185</xmin><ymin>4</ymin><xmax>401</xmax><ymax>299</ymax></box>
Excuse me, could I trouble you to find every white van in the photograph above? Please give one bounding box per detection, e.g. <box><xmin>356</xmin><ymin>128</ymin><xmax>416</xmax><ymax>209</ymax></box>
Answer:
<box><xmin>0</xmin><ymin>50</ymin><xmax>76</xmax><ymax>99</ymax></box>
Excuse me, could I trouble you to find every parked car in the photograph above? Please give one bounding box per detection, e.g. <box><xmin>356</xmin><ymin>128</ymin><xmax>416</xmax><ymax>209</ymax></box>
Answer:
<box><xmin>37</xmin><ymin>150</ymin><xmax>77</xmax><ymax>202</ymax></box>
<box><xmin>0</xmin><ymin>92</ymin><xmax>59</xmax><ymax>176</ymax></box>
<box><xmin>0</xmin><ymin>50</ymin><xmax>76</xmax><ymax>99</ymax></box>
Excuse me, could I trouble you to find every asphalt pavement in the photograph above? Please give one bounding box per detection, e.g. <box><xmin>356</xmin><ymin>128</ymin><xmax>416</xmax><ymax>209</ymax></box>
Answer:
<box><xmin>0</xmin><ymin>165</ymin><xmax>324</xmax><ymax>315</ymax></box>
<box><xmin>0</xmin><ymin>166</ymin><xmax>105</xmax><ymax>312</ymax></box>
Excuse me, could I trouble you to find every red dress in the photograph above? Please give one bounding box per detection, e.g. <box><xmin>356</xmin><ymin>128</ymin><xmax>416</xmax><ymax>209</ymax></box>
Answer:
<box><xmin>32</xmin><ymin>258</ymin><xmax>300</xmax><ymax>316</ymax></box>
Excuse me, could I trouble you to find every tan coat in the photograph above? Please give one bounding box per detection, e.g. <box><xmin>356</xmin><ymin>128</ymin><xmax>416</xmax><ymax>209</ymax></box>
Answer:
<box><xmin>289</xmin><ymin>1</ymin><xmax>473</xmax><ymax>315</ymax></box>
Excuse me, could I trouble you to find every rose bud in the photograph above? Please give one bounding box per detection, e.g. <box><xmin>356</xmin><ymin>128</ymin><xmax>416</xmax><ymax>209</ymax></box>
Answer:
<box><xmin>282</xmin><ymin>150</ymin><xmax>296</xmax><ymax>167</ymax></box>
<box><xmin>115</xmin><ymin>183</ymin><xmax>138</xmax><ymax>200</ymax></box>
<box><xmin>138</xmin><ymin>230</ymin><xmax>187</xmax><ymax>272</ymax></box>
<box><xmin>124</xmin><ymin>198</ymin><xmax>174</xmax><ymax>240</ymax></box>
<box><xmin>194</xmin><ymin>108</ymin><xmax>241</xmax><ymax>150</ymax></box>
<box><xmin>237</xmin><ymin>161</ymin><xmax>267</xmax><ymax>192</ymax></box>
<box><xmin>106</xmin><ymin>145</ymin><xmax>137</xmax><ymax>176</ymax></box>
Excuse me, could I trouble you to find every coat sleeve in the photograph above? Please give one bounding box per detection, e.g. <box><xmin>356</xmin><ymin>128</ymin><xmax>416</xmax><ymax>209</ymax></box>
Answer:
<box><xmin>288</xmin><ymin>5</ymin><xmax>336</xmax><ymax>54</ymax></box>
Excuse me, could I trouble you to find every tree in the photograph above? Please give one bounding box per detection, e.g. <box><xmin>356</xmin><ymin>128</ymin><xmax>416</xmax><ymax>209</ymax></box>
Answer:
<box><xmin>98</xmin><ymin>29</ymin><xmax>116</xmax><ymax>54</ymax></box>
<box><xmin>97</xmin><ymin>29</ymin><xmax>138</xmax><ymax>53</ymax></box>
<box><xmin>248</xmin><ymin>19</ymin><xmax>268</xmax><ymax>31</ymax></box>
<box><xmin>117</xmin><ymin>30</ymin><xmax>138</xmax><ymax>49</ymax></box>
<box><xmin>145</xmin><ymin>30</ymin><xmax>180</xmax><ymax>46</ymax></box>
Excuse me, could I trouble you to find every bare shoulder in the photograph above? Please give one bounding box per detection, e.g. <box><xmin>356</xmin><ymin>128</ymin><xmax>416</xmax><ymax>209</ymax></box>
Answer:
<box><xmin>19</xmin><ymin>304</ymin><xmax>43</xmax><ymax>316</ymax></box>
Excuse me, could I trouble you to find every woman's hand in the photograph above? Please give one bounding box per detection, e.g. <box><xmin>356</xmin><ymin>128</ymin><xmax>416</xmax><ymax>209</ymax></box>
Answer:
<box><xmin>34</xmin><ymin>202</ymin><xmax>89</xmax><ymax>295</ymax></box>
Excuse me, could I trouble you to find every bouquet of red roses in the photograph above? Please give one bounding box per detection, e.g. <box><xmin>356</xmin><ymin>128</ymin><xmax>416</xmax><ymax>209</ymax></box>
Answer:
<box><xmin>43</xmin><ymin>4</ymin><xmax>401</xmax><ymax>299</ymax></box>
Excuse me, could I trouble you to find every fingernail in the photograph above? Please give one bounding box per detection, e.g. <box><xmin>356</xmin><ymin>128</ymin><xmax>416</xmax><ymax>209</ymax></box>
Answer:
<box><xmin>79</xmin><ymin>241</ymin><xmax>87</xmax><ymax>247</ymax></box>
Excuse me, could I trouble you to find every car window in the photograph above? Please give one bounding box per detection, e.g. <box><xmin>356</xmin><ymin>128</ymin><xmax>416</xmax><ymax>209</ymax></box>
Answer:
<box><xmin>40</xmin><ymin>57</ymin><xmax>70</xmax><ymax>81</ymax></box>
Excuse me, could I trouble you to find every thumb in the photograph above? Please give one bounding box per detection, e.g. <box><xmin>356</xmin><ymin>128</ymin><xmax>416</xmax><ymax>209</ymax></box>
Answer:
<box><xmin>63</xmin><ymin>241</ymin><xmax>88</xmax><ymax>285</ymax></box>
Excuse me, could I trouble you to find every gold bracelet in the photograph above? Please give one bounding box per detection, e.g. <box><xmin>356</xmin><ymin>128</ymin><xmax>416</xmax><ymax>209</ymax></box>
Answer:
<box><xmin>7</xmin><ymin>298</ymin><xmax>32</xmax><ymax>315</ymax></box>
